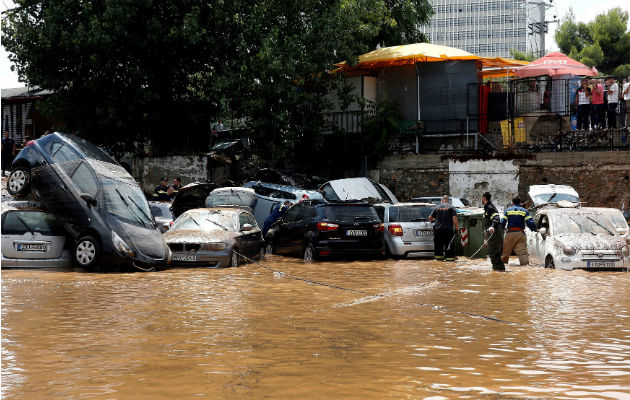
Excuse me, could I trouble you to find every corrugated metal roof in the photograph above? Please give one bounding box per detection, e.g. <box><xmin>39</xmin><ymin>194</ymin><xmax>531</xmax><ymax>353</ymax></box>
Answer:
<box><xmin>1</xmin><ymin>86</ymin><xmax>53</xmax><ymax>99</ymax></box>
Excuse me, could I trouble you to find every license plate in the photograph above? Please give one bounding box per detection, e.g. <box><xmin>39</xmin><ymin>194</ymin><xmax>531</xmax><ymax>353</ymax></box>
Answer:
<box><xmin>172</xmin><ymin>254</ymin><xmax>197</xmax><ymax>262</ymax></box>
<box><xmin>346</xmin><ymin>230</ymin><xmax>367</xmax><ymax>236</ymax></box>
<box><xmin>587</xmin><ymin>261</ymin><xmax>615</xmax><ymax>268</ymax></box>
<box><xmin>414</xmin><ymin>230</ymin><xmax>432</xmax><ymax>237</ymax></box>
<box><xmin>16</xmin><ymin>243</ymin><xmax>47</xmax><ymax>252</ymax></box>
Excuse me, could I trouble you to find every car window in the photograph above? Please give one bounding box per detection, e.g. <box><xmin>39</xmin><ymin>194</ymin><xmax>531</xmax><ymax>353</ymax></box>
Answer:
<box><xmin>320</xmin><ymin>184</ymin><xmax>339</xmax><ymax>201</ymax></box>
<box><xmin>389</xmin><ymin>205</ymin><xmax>435</xmax><ymax>222</ymax></box>
<box><xmin>2</xmin><ymin>210</ymin><xmax>66</xmax><ymax>236</ymax></box>
<box><xmin>71</xmin><ymin>162</ymin><xmax>98</xmax><ymax>196</ymax></box>
<box><xmin>206</xmin><ymin>191</ymin><xmax>256</xmax><ymax>208</ymax></box>
<box><xmin>297</xmin><ymin>205</ymin><xmax>315</xmax><ymax>221</ymax></box>
<box><xmin>324</xmin><ymin>205</ymin><xmax>379</xmax><ymax>222</ymax></box>
<box><xmin>62</xmin><ymin>135</ymin><xmax>118</xmax><ymax>164</ymax></box>
<box><xmin>50</xmin><ymin>142</ymin><xmax>82</xmax><ymax>175</ymax></box>
<box><xmin>239</xmin><ymin>212</ymin><xmax>257</xmax><ymax>229</ymax></box>
<box><xmin>374</xmin><ymin>206</ymin><xmax>385</xmax><ymax>222</ymax></box>
<box><xmin>101</xmin><ymin>177</ymin><xmax>154</xmax><ymax>228</ymax></box>
<box><xmin>252</xmin><ymin>185</ymin><xmax>274</xmax><ymax>197</ymax></box>
<box><xmin>283</xmin><ymin>206</ymin><xmax>301</xmax><ymax>223</ymax></box>
<box><xmin>149</xmin><ymin>205</ymin><xmax>163</xmax><ymax>218</ymax></box>
<box><xmin>270</xmin><ymin>190</ymin><xmax>297</xmax><ymax>200</ymax></box>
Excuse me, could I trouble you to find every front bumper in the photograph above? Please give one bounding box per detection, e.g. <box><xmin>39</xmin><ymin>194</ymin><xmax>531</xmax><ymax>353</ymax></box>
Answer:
<box><xmin>170</xmin><ymin>250</ymin><xmax>232</xmax><ymax>268</ymax></box>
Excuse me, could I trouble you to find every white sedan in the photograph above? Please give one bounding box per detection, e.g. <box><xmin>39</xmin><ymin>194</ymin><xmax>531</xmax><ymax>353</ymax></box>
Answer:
<box><xmin>526</xmin><ymin>207</ymin><xmax>630</xmax><ymax>270</ymax></box>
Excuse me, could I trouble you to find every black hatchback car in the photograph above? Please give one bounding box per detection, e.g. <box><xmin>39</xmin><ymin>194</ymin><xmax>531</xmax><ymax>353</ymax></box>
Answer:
<box><xmin>265</xmin><ymin>200</ymin><xmax>384</xmax><ymax>261</ymax></box>
<box><xmin>7</xmin><ymin>132</ymin><xmax>171</xmax><ymax>271</ymax></box>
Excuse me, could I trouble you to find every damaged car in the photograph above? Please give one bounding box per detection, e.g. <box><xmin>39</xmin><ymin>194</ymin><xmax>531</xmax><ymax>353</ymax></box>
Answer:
<box><xmin>373</xmin><ymin>202</ymin><xmax>437</xmax><ymax>258</ymax></box>
<box><xmin>170</xmin><ymin>182</ymin><xmax>219</xmax><ymax>219</ymax></box>
<box><xmin>6</xmin><ymin>132</ymin><xmax>171</xmax><ymax>271</ymax></box>
<box><xmin>318</xmin><ymin>177</ymin><xmax>398</xmax><ymax>204</ymax></box>
<box><xmin>163</xmin><ymin>207</ymin><xmax>265</xmax><ymax>268</ymax></box>
<box><xmin>528</xmin><ymin>184</ymin><xmax>580</xmax><ymax>208</ymax></box>
<box><xmin>526</xmin><ymin>207</ymin><xmax>629</xmax><ymax>270</ymax></box>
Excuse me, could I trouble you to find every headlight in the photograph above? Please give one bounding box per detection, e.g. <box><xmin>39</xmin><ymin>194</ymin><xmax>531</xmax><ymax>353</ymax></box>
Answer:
<box><xmin>563</xmin><ymin>245</ymin><xmax>576</xmax><ymax>256</ymax></box>
<box><xmin>203</xmin><ymin>241</ymin><xmax>228</xmax><ymax>251</ymax></box>
<box><xmin>112</xmin><ymin>231</ymin><xmax>135</xmax><ymax>258</ymax></box>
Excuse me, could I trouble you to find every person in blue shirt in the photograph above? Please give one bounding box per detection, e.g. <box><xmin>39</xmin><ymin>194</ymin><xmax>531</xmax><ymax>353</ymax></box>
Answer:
<box><xmin>500</xmin><ymin>196</ymin><xmax>537</xmax><ymax>266</ymax></box>
<box><xmin>153</xmin><ymin>177</ymin><xmax>172</xmax><ymax>201</ymax></box>
<box><xmin>262</xmin><ymin>201</ymin><xmax>292</xmax><ymax>238</ymax></box>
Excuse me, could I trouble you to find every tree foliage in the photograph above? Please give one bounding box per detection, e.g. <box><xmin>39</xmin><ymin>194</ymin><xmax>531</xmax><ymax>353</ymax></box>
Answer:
<box><xmin>509</xmin><ymin>49</ymin><xmax>536</xmax><ymax>62</ymax></box>
<box><xmin>2</xmin><ymin>0</ymin><xmax>432</xmax><ymax>160</ymax></box>
<box><xmin>554</xmin><ymin>7</ymin><xmax>630</xmax><ymax>74</ymax></box>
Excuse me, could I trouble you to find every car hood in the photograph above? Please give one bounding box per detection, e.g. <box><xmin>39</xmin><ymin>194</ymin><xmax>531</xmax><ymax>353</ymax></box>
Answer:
<box><xmin>171</xmin><ymin>182</ymin><xmax>218</xmax><ymax>219</ymax></box>
<box><xmin>163</xmin><ymin>229</ymin><xmax>237</xmax><ymax>243</ymax></box>
<box><xmin>552</xmin><ymin>233</ymin><xmax>626</xmax><ymax>252</ymax></box>
<box><xmin>114</xmin><ymin>220</ymin><xmax>168</xmax><ymax>260</ymax></box>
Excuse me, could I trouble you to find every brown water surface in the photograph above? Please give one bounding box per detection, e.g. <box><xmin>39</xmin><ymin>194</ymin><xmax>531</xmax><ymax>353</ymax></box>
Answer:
<box><xmin>2</xmin><ymin>257</ymin><xmax>629</xmax><ymax>399</ymax></box>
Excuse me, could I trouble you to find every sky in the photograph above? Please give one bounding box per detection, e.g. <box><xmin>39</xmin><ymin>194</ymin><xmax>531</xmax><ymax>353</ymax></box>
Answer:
<box><xmin>1</xmin><ymin>0</ymin><xmax>630</xmax><ymax>89</ymax></box>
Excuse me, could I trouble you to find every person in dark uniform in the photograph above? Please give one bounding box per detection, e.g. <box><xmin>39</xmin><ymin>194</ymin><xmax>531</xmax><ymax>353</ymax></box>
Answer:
<box><xmin>262</xmin><ymin>201</ymin><xmax>292</xmax><ymax>238</ymax></box>
<box><xmin>481</xmin><ymin>191</ymin><xmax>505</xmax><ymax>271</ymax></box>
<box><xmin>2</xmin><ymin>131</ymin><xmax>16</xmax><ymax>176</ymax></box>
<box><xmin>171</xmin><ymin>177</ymin><xmax>183</xmax><ymax>197</ymax></box>
<box><xmin>428</xmin><ymin>195</ymin><xmax>460</xmax><ymax>261</ymax></box>
<box><xmin>153</xmin><ymin>177</ymin><xmax>171</xmax><ymax>201</ymax></box>
<box><xmin>500</xmin><ymin>196</ymin><xmax>537</xmax><ymax>266</ymax></box>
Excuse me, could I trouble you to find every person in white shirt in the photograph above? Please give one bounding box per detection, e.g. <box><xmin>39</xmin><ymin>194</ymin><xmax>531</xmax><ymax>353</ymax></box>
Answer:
<box><xmin>606</xmin><ymin>77</ymin><xmax>619</xmax><ymax>128</ymax></box>
<box><xmin>622</xmin><ymin>77</ymin><xmax>630</xmax><ymax>128</ymax></box>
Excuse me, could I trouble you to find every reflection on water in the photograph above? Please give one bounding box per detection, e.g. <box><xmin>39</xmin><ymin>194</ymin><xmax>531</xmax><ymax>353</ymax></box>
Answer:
<box><xmin>2</xmin><ymin>257</ymin><xmax>629</xmax><ymax>399</ymax></box>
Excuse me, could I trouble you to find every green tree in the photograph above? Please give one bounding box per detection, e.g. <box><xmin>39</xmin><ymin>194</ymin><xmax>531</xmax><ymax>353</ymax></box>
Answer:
<box><xmin>509</xmin><ymin>49</ymin><xmax>536</xmax><ymax>62</ymax></box>
<box><xmin>2</xmin><ymin>0</ymin><xmax>433</xmax><ymax>161</ymax></box>
<box><xmin>554</xmin><ymin>7</ymin><xmax>630</xmax><ymax>74</ymax></box>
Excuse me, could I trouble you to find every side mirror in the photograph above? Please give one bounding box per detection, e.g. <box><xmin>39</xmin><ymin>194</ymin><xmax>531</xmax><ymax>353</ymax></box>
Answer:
<box><xmin>80</xmin><ymin>193</ymin><xmax>97</xmax><ymax>207</ymax></box>
<box><xmin>241</xmin><ymin>223</ymin><xmax>253</xmax><ymax>232</ymax></box>
<box><xmin>539</xmin><ymin>227</ymin><xmax>547</xmax><ymax>236</ymax></box>
<box><xmin>161</xmin><ymin>222</ymin><xmax>170</xmax><ymax>232</ymax></box>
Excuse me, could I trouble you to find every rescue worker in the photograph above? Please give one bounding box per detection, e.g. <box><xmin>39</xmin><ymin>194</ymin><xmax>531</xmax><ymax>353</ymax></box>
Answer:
<box><xmin>153</xmin><ymin>177</ymin><xmax>171</xmax><ymax>201</ymax></box>
<box><xmin>500</xmin><ymin>196</ymin><xmax>537</xmax><ymax>265</ymax></box>
<box><xmin>262</xmin><ymin>201</ymin><xmax>292</xmax><ymax>238</ymax></box>
<box><xmin>171</xmin><ymin>177</ymin><xmax>183</xmax><ymax>197</ymax></box>
<box><xmin>428</xmin><ymin>195</ymin><xmax>459</xmax><ymax>261</ymax></box>
<box><xmin>481</xmin><ymin>192</ymin><xmax>505</xmax><ymax>271</ymax></box>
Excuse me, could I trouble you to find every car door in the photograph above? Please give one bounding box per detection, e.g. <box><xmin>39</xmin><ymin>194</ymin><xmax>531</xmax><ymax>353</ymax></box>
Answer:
<box><xmin>274</xmin><ymin>205</ymin><xmax>301</xmax><ymax>252</ymax></box>
<box><xmin>292</xmin><ymin>204</ymin><xmax>316</xmax><ymax>248</ymax></box>
<box><xmin>238</xmin><ymin>211</ymin><xmax>262</xmax><ymax>257</ymax></box>
<box><xmin>1</xmin><ymin>210</ymin><xmax>67</xmax><ymax>265</ymax></box>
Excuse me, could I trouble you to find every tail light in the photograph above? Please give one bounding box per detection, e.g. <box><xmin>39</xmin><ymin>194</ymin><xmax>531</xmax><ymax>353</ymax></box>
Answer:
<box><xmin>316</xmin><ymin>222</ymin><xmax>339</xmax><ymax>231</ymax></box>
<box><xmin>374</xmin><ymin>223</ymin><xmax>384</xmax><ymax>232</ymax></box>
<box><xmin>170</xmin><ymin>221</ymin><xmax>174</xmax><ymax>226</ymax></box>
<box><xmin>300</xmin><ymin>194</ymin><xmax>309</xmax><ymax>201</ymax></box>
<box><xmin>388</xmin><ymin>224</ymin><xmax>403</xmax><ymax>236</ymax></box>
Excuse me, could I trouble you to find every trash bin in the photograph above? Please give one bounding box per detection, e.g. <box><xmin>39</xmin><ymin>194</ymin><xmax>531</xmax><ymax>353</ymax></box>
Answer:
<box><xmin>454</xmin><ymin>208</ymin><xmax>487</xmax><ymax>259</ymax></box>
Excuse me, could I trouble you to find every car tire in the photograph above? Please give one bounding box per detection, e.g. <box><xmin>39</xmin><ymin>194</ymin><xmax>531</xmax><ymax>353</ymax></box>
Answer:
<box><xmin>229</xmin><ymin>249</ymin><xmax>239</xmax><ymax>268</ymax></box>
<box><xmin>7</xmin><ymin>166</ymin><xmax>31</xmax><ymax>197</ymax></box>
<box><xmin>544</xmin><ymin>255</ymin><xmax>555</xmax><ymax>269</ymax></box>
<box><xmin>265</xmin><ymin>241</ymin><xmax>273</xmax><ymax>255</ymax></box>
<box><xmin>74</xmin><ymin>235</ymin><xmax>100</xmax><ymax>270</ymax></box>
<box><xmin>303</xmin><ymin>243</ymin><xmax>315</xmax><ymax>262</ymax></box>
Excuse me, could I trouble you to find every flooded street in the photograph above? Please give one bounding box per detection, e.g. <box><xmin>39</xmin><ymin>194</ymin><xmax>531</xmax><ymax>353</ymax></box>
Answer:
<box><xmin>2</xmin><ymin>256</ymin><xmax>629</xmax><ymax>400</ymax></box>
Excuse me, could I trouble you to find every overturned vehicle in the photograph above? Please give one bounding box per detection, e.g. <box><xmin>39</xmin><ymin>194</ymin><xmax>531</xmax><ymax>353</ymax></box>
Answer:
<box><xmin>6</xmin><ymin>132</ymin><xmax>171</xmax><ymax>271</ymax></box>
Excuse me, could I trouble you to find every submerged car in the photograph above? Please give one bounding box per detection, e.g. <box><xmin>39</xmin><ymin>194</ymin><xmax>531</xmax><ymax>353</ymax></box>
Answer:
<box><xmin>266</xmin><ymin>199</ymin><xmax>385</xmax><ymax>261</ymax></box>
<box><xmin>318</xmin><ymin>177</ymin><xmax>398</xmax><ymax>204</ymax></box>
<box><xmin>149</xmin><ymin>201</ymin><xmax>174</xmax><ymax>233</ymax></box>
<box><xmin>6</xmin><ymin>132</ymin><xmax>171</xmax><ymax>271</ymax></box>
<box><xmin>526</xmin><ymin>207</ymin><xmax>629</xmax><ymax>270</ymax></box>
<box><xmin>163</xmin><ymin>207</ymin><xmax>265</xmax><ymax>268</ymax></box>
<box><xmin>373</xmin><ymin>202</ymin><xmax>437</xmax><ymax>258</ymax></box>
<box><xmin>1</xmin><ymin>201</ymin><xmax>73</xmax><ymax>268</ymax></box>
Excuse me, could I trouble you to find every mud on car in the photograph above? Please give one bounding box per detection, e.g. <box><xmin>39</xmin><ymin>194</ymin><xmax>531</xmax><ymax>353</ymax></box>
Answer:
<box><xmin>6</xmin><ymin>132</ymin><xmax>171</xmax><ymax>271</ymax></box>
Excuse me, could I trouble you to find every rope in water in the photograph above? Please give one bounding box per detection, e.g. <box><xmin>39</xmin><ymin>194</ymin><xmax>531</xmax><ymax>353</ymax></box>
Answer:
<box><xmin>234</xmin><ymin>251</ymin><xmax>519</xmax><ymax>325</ymax></box>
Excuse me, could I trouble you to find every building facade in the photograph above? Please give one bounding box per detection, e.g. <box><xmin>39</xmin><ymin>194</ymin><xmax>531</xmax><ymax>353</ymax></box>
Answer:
<box><xmin>421</xmin><ymin>0</ymin><xmax>547</xmax><ymax>58</ymax></box>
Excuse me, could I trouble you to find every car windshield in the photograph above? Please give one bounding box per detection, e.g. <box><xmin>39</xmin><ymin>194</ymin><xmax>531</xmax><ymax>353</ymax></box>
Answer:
<box><xmin>533</xmin><ymin>193</ymin><xmax>579</xmax><ymax>204</ymax></box>
<box><xmin>62</xmin><ymin>135</ymin><xmax>118</xmax><ymax>164</ymax></box>
<box><xmin>551</xmin><ymin>213</ymin><xmax>617</xmax><ymax>236</ymax></box>
<box><xmin>600</xmin><ymin>212</ymin><xmax>628</xmax><ymax>231</ymax></box>
<box><xmin>389</xmin><ymin>206</ymin><xmax>436</xmax><ymax>222</ymax></box>
<box><xmin>324</xmin><ymin>205</ymin><xmax>379</xmax><ymax>222</ymax></box>
<box><xmin>206</xmin><ymin>191</ymin><xmax>256</xmax><ymax>208</ymax></box>
<box><xmin>172</xmin><ymin>211</ymin><xmax>236</xmax><ymax>232</ymax></box>
<box><xmin>101</xmin><ymin>177</ymin><xmax>155</xmax><ymax>228</ymax></box>
<box><xmin>150</xmin><ymin>204</ymin><xmax>172</xmax><ymax>219</ymax></box>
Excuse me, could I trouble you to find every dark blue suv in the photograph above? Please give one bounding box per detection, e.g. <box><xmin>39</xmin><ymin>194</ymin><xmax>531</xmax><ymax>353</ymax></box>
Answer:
<box><xmin>265</xmin><ymin>200</ymin><xmax>384</xmax><ymax>261</ymax></box>
<box><xmin>7</xmin><ymin>132</ymin><xmax>171</xmax><ymax>271</ymax></box>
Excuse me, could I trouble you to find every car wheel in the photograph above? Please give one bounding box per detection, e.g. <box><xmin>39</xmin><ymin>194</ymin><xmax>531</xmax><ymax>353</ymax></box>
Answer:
<box><xmin>265</xmin><ymin>241</ymin><xmax>273</xmax><ymax>255</ymax></box>
<box><xmin>7</xmin><ymin>166</ymin><xmax>31</xmax><ymax>197</ymax></box>
<box><xmin>544</xmin><ymin>255</ymin><xmax>555</xmax><ymax>269</ymax></box>
<box><xmin>229</xmin><ymin>249</ymin><xmax>239</xmax><ymax>268</ymax></box>
<box><xmin>258</xmin><ymin>246</ymin><xmax>266</xmax><ymax>261</ymax></box>
<box><xmin>74</xmin><ymin>236</ymin><xmax>100</xmax><ymax>270</ymax></box>
<box><xmin>303</xmin><ymin>244</ymin><xmax>315</xmax><ymax>262</ymax></box>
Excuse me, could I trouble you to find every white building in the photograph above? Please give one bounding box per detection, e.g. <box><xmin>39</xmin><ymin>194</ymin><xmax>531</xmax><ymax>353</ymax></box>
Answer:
<box><xmin>421</xmin><ymin>0</ymin><xmax>548</xmax><ymax>58</ymax></box>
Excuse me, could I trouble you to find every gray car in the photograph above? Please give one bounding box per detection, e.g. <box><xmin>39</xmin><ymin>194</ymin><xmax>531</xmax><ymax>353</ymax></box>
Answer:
<box><xmin>163</xmin><ymin>207</ymin><xmax>265</xmax><ymax>268</ymax></box>
<box><xmin>373</xmin><ymin>202</ymin><xmax>437</xmax><ymax>258</ymax></box>
<box><xmin>1</xmin><ymin>202</ymin><xmax>73</xmax><ymax>268</ymax></box>
<box><xmin>148</xmin><ymin>201</ymin><xmax>174</xmax><ymax>233</ymax></box>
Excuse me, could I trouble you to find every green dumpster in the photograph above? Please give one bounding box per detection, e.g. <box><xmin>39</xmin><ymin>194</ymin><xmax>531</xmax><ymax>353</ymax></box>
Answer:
<box><xmin>454</xmin><ymin>208</ymin><xmax>487</xmax><ymax>258</ymax></box>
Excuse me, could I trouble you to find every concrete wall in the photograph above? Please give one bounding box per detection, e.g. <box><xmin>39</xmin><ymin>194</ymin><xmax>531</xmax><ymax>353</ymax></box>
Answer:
<box><xmin>133</xmin><ymin>155</ymin><xmax>210</xmax><ymax>194</ymax></box>
<box><xmin>375</xmin><ymin>150</ymin><xmax>630</xmax><ymax>209</ymax></box>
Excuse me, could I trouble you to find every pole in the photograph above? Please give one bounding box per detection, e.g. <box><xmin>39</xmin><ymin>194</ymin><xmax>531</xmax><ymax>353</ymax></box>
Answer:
<box><xmin>416</xmin><ymin>62</ymin><xmax>421</xmax><ymax>154</ymax></box>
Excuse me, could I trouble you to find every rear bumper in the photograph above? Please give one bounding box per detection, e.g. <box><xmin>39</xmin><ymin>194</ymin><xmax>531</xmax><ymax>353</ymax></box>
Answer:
<box><xmin>1</xmin><ymin>251</ymin><xmax>73</xmax><ymax>269</ymax></box>
<box><xmin>314</xmin><ymin>241</ymin><xmax>384</xmax><ymax>258</ymax></box>
<box><xmin>385</xmin><ymin>237</ymin><xmax>434</xmax><ymax>257</ymax></box>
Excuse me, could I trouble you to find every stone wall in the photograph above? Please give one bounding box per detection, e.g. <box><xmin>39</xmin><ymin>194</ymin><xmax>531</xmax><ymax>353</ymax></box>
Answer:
<box><xmin>375</xmin><ymin>150</ymin><xmax>630</xmax><ymax>209</ymax></box>
<box><xmin>133</xmin><ymin>155</ymin><xmax>210</xmax><ymax>194</ymax></box>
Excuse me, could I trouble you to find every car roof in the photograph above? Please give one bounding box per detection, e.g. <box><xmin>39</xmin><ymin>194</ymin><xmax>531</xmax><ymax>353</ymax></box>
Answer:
<box><xmin>210</xmin><ymin>187</ymin><xmax>255</xmax><ymax>194</ymax></box>
<box><xmin>183</xmin><ymin>207</ymin><xmax>252</xmax><ymax>215</ymax></box>
<box><xmin>242</xmin><ymin>180</ymin><xmax>323</xmax><ymax>196</ymax></box>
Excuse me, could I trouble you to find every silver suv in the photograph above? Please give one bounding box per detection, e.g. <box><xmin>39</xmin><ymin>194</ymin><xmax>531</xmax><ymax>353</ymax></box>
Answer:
<box><xmin>373</xmin><ymin>202</ymin><xmax>437</xmax><ymax>258</ymax></box>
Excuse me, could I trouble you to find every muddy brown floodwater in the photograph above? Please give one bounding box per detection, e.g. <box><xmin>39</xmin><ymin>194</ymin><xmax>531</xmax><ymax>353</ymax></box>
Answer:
<box><xmin>2</xmin><ymin>256</ymin><xmax>629</xmax><ymax>400</ymax></box>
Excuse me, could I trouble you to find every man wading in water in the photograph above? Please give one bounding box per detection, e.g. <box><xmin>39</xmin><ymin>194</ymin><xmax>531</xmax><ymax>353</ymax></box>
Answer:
<box><xmin>482</xmin><ymin>192</ymin><xmax>505</xmax><ymax>271</ymax></box>
<box><xmin>428</xmin><ymin>195</ymin><xmax>459</xmax><ymax>261</ymax></box>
